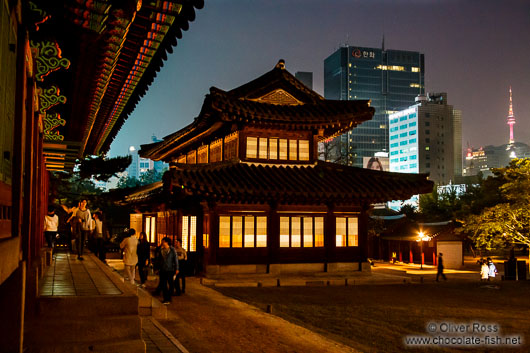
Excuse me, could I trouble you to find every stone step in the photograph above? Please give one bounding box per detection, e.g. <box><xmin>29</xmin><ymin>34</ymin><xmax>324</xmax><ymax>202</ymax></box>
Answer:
<box><xmin>26</xmin><ymin>315</ymin><xmax>142</xmax><ymax>345</ymax></box>
<box><xmin>26</xmin><ymin>338</ymin><xmax>146</xmax><ymax>353</ymax></box>
<box><xmin>37</xmin><ymin>295</ymin><xmax>139</xmax><ymax>318</ymax></box>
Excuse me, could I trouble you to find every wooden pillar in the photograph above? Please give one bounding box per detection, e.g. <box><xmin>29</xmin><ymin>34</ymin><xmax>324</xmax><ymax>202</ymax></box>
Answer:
<box><xmin>324</xmin><ymin>203</ymin><xmax>335</xmax><ymax>265</ymax></box>
<box><xmin>358</xmin><ymin>203</ymin><xmax>369</xmax><ymax>265</ymax></box>
<box><xmin>268</xmin><ymin>202</ymin><xmax>279</xmax><ymax>265</ymax></box>
<box><xmin>409</xmin><ymin>243</ymin><xmax>413</xmax><ymax>264</ymax></box>
<box><xmin>207</xmin><ymin>202</ymin><xmax>218</xmax><ymax>267</ymax></box>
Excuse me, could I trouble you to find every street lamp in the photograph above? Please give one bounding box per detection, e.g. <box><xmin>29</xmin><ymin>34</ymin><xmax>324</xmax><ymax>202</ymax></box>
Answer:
<box><xmin>417</xmin><ymin>231</ymin><xmax>431</xmax><ymax>270</ymax></box>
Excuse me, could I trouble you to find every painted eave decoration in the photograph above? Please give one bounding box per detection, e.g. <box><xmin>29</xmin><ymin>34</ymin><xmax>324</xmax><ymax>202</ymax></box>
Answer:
<box><xmin>25</xmin><ymin>0</ymin><xmax>204</xmax><ymax>171</ymax></box>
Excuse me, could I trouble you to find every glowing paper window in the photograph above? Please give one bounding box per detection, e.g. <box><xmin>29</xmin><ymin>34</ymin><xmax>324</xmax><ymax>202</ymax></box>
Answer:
<box><xmin>299</xmin><ymin>140</ymin><xmax>310</xmax><ymax>161</ymax></box>
<box><xmin>289</xmin><ymin>140</ymin><xmax>298</xmax><ymax>160</ymax></box>
<box><xmin>219</xmin><ymin>216</ymin><xmax>231</xmax><ymax>248</ymax></box>
<box><xmin>303</xmin><ymin>217</ymin><xmax>313</xmax><ymax>247</ymax></box>
<box><xmin>198</xmin><ymin>145</ymin><xmax>208</xmax><ymax>163</ymax></box>
<box><xmin>177</xmin><ymin>155</ymin><xmax>186</xmax><ymax>164</ymax></box>
<box><xmin>279</xmin><ymin>139</ymin><xmax>288</xmax><ymax>160</ymax></box>
<box><xmin>315</xmin><ymin>217</ymin><xmax>324</xmax><ymax>247</ymax></box>
<box><xmin>269</xmin><ymin>139</ymin><xmax>278</xmax><ymax>160</ymax></box>
<box><xmin>291</xmin><ymin>217</ymin><xmax>301</xmax><ymax>247</ymax></box>
<box><xmin>336</xmin><ymin>217</ymin><xmax>347</xmax><ymax>247</ymax></box>
<box><xmin>259</xmin><ymin>138</ymin><xmax>268</xmax><ymax>159</ymax></box>
<box><xmin>232</xmin><ymin>216</ymin><xmax>243</xmax><ymax>248</ymax></box>
<box><xmin>256</xmin><ymin>217</ymin><xmax>267</xmax><ymax>247</ymax></box>
<box><xmin>244</xmin><ymin>216</ymin><xmax>255</xmax><ymax>247</ymax></box>
<box><xmin>246</xmin><ymin>137</ymin><xmax>258</xmax><ymax>159</ymax></box>
<box><xmin>224</xmin><ymin>132</ymin><xmax>239</xmax><ymax>160</ymax></box>
<box><xmin>280</xmin><ymin>217</ymin><xmax>290</xmax><ymax>247</ymax></box>
<box><xmin>210</xmin><ymin>139</ymin><xmax>223</xmax><ymax>162</ymax></box>
<box><xmin>181</xmin><ymin>216</ymin><xmax>197</xmax><ymax>252</ymax></box>
<box><xmin>336</xmin><ymin>217</ymin><xmax>358</xmax><ymax>247</ymax></box>
<box><xmin>187</xmin><ymin>150</ymin><xmax>196</xmax><ymax>164</ymax></box>
<box><xmin>182</xmin><ymin>217</ymin><xmax>189</xmax><ymax>250</ymax></box>
<box><xmin>348</xmin><ymin>218</ymin><xmax>358</xmax><ymax>247</ymax></box>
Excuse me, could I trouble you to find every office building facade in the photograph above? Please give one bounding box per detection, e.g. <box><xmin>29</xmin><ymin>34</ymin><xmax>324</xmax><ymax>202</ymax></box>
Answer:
<box><xmin>388</xmin><ymin>93</ymin><xmax>462</xmax><ymax>185</ymax></box>
<box><xmin>295</xmin><ymin>71</ymin><xmax>313</xmax><ymax>90</ymax></box>
<box><xmin>324</xmin><ymin>45</ymin><xmax>425</xmax><ymax>166</ymax></box>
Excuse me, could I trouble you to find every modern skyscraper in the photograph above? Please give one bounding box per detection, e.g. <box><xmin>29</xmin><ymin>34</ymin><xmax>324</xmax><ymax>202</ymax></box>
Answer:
<box><xmin>388</xmin><ymin>93</ymin><xmax>462</xmax><ymax>185</ymax></box>
<box><xmin>324</xmin><ymin>45</ymin><xmax>425</xmax><ymax>166</ymax></box>
<box><xmin>507</xmin><ymin>86</ymin><xmax>516</xmax><ymax>144</ymax></box>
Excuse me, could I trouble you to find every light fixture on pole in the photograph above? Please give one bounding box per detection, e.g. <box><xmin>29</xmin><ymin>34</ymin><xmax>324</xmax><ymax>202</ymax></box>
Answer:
<box><xmin>417</xmin><ymin>231</ymin><xmax>430</xmax><ymax>270</ymax></box>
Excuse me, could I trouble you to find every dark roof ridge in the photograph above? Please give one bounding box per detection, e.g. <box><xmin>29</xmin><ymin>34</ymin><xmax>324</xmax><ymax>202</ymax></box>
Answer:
<box><xmin>227</xmin><ymin>60</ymin><xmax>324</xmax><ymax>104</ymax></box>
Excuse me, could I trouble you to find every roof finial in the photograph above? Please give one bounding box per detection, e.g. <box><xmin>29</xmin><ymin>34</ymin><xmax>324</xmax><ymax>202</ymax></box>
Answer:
<box><xmin>276</xmin><ymin>59</ymin><xmax>285</xmax><ymax>70</ymax></box>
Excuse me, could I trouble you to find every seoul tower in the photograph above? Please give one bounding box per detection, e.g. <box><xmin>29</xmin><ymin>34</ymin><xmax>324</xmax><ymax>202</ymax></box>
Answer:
<box><xmin>507</xmin><ymin>86</ymin><xmax>516</xmax><ymax>144</ymax></box>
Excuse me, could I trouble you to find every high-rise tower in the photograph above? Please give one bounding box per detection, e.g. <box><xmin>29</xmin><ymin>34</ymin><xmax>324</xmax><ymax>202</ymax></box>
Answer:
<box><xmin>324</xmin><ymin>45</ymin><xmax>425</xmax><ymax>167</ymax></box>
<box><xmin>507</xmin><ymin>87</ymin><xmax>515</xmax><ymax>144</ymax></box>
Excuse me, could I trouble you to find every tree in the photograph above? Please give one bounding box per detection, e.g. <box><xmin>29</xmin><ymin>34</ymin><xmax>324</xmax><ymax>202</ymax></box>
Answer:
<box><xmin>117</xmin><ymin>176</ymin><xmax>142</xmax><ymax>189</ymax></box>
<box><xmin>78</xmin><ymin>155</ymin><xmax>132</xmax><ymax>182</ymax></box>
<box><xmin>459</xmin><ymin>158</ymin><xmax>530</xmax><ymax>251</ymax></box>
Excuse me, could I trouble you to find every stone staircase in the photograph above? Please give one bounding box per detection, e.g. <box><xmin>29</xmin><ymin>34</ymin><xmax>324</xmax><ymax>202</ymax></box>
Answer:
<box><xmin>25</xmin><ymin>253</ymin><xmax>145</xmax><ymax>353</ymax></box>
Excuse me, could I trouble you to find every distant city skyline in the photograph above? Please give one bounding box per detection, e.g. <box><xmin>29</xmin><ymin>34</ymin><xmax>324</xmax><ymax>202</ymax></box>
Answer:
<box><xmin>108</xmin><ymin>0</ymin><xmax>530</xmax><ymax>159</ymax></box>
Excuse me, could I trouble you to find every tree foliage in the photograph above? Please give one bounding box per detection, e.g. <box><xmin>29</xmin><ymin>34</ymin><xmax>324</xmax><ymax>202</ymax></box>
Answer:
<box><xmin>78</xmin><ymin>155</ymin><xmax>132</xmax><ymax>181</ymax></box>
<box><xmin>116</xmin><ymin>169</ymin><xmax>163</xmax><ymax>189</ymax></box>
<box><xmin>459</xmin><ymin>158</ymin><xmax>530</xmax><ymax>250</ymax></box>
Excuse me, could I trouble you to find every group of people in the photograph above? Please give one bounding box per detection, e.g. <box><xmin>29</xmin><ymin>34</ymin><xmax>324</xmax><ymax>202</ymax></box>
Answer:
<box><xmin>120</xmin><ymin>230</ymin><xmax>187</xmax><ymax>305</ymax></box>
<box><xmin>44</xmin><ymin>199</ymin><xmax>107</xmax><ymax>262</ymax></box>
<box><xmin>479</xmin><ymin>257</ymin><xmax>498</xmax><ymax>281</ymax></box>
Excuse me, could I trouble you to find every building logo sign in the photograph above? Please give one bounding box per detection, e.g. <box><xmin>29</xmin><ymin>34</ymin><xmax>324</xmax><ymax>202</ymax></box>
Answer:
<box><xmin>352</xmin><ymin>49</ymin><xmax>375</xmax><ymax>59</ymax></box>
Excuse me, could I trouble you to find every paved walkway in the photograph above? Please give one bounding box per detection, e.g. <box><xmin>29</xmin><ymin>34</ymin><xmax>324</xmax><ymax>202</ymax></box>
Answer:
<box><xmin>39</xmin><ymin>252</ymin><xmax>121</xmax><ymax>296</ymax></box>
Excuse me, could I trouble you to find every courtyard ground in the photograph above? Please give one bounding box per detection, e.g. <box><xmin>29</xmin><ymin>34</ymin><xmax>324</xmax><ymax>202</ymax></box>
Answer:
<box><xmin>215</xmin><ymin>280</ymin><xmax>530</xmax><ymax>353</ymax></box>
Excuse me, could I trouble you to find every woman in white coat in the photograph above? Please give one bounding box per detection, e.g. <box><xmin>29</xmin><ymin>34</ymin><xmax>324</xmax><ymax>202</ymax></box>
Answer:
<box><xmin>120</xmin><ymin>229</ymin><xmax>139</xmax><ymax>285</ymax></box>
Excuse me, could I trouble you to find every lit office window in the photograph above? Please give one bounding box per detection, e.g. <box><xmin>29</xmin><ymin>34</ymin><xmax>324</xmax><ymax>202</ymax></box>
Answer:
<box><xmin>299</xmin><ymin>140</ymin><xmax>310</xmax><ymax>161</ymax></box>
<box><xmin>246</xmin><ymin>137</ymin><xmax>258</xmax><ymax>159</ymax></box>
<box><xmin>411</xmin><ymin>67</ymin><xmax>420</xmax><ymax>72</ymax></box>
<box><xmin>336</xmin><ymin>217</ymin><xmax>358</xmax><ymax>247</ymax></box>
<box><xmin>279</xmin><ymin>139</ymin><xmax>288</xmax><ymax>160</ymax></box>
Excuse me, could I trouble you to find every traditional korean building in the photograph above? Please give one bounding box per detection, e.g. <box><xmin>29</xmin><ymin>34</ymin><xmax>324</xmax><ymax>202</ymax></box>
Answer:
<box><xmin>0</xmin><ymin>1</ymin><xmax>203</xmax><ymax>351</ymax></box>
<box><xmin>137</xmin><ymin>60</ymin><xmax>434</xmax><ymax>276</ymax></box>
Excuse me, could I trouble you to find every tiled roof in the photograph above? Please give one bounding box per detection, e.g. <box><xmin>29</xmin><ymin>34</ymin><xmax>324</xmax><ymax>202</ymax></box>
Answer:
<box><xmin>140</xmin><ymin>61</ymin><xmax>374</xmax><ymax>161</ymax></box>
<box><xmin>165</xmin><ymin>161</ymin><xmax>434</xmax><ymax>205</ymax></box>
<box><xmin>208</xmin><ymin>87</ymin><xmax>373</xmax><ymax>127</ymax></box>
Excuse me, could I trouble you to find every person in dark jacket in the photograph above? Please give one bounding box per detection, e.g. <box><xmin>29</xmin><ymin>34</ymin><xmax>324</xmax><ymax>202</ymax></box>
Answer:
<box><xmin>154</xmin><ymin>237</ymin><xmax>179</xmax><ymax>304</ymax></box>
<box><xmin>436</xmin><ymin>252</ymin><xmax>447</xmax><ymax>281</ymax></box>
<box><xmin>137</xmin><ymin>232</ymin><xmax>150</xmax><ymax>287</ymax></box>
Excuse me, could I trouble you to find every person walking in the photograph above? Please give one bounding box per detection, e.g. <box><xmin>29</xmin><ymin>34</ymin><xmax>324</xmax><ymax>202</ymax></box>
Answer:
<box><xmin>137</xmin><ymin>232</ymin><xmax>150</xmax><ymax>287</ymax></box>
<box><xmin>92</xmin><ymin>212</ymin><xmax>106</xmax><ymax>262</ymax></box>
<box><xmin>120</xmin><ymin>229</ymin><xmax>139</xmax><ymax>285</ymax></box>
<box><xmin>154</xmin><ymin>237</ymin><xmax>179</xmax><ymax>304</ymax></box>
<box><xmin>75</xmin><ymin>199</ymin><xmax>92</xmax><ymax>260</ymax></box>
<box><xmin>436</xmin><ymin>252</ymin><xmax>447</xmax><ymax>281</ymax></box>
<box><xmin>487</xmin><ymin>258</ymin><xmax>498</xmax><ymax>281</ymax></box>
<box><xmin>480</xmin><ymin>260</ymin><xmax>489</xmax><ymax>282</ymax></box>
<box><xmin>175</xmin><ymin>239</ymin><xmax>187</xmax><ymax>296</ymax></box>
<box><xmin>44</xmin><ymin>206</ymin><xmax>59</xmax><ymax>251</ymax></box>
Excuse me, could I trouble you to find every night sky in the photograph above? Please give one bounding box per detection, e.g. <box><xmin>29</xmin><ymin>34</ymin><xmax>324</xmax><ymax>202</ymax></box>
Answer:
<box><xmin>108</xmin><ymin>0</ymin><xmax>530</xmax><ymax>158</ymax></box>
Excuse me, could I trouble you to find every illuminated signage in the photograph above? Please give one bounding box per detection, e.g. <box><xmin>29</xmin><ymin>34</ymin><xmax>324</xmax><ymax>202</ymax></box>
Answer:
<box><xmin>352</xmin><ymin>49</ymin><xmax>375</xmax><ymax>59</ymax></box>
